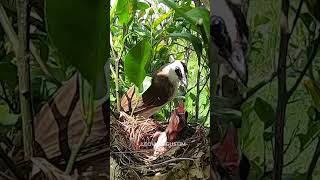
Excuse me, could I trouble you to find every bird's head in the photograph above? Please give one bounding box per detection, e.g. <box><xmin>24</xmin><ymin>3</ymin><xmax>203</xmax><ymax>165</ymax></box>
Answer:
<box><xmin>162</xmin><ymin>60</ymin><xmax>188</xmax><ymax>88</ymax></box>
<box><xmin>212</xmin><ymin>123</ymin><xmax>248</xmax><ymax>179</ymax></box>
<box><xmin>166</xmin><ymin>102</ymin><xmax>187</xmax><ymax>141</ymax></box>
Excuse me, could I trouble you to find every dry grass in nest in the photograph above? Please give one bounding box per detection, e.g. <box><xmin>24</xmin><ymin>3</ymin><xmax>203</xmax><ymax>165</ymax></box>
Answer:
<box><xmin>110</xmin><ymin>112</ymin><xmax>209</xmax><ymax>179</ymax></box>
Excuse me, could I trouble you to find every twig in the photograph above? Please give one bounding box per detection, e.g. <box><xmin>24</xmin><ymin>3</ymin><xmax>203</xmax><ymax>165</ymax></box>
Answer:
<box><xmin>65</xmin><ymin>77</ymin><xmax>95</xmax><ymax>174</ymax></box>
<box><xmin>16</xmin><ymin>0</ymin><xmax>34</xmax><ymax>160</ymax></box>
<box><xmin>115</xmin><ymin>59</ymin><xmax>121</xmax><ymax>111</ymax></box>
<box><xmin>195</xmin><ymin>56</ymin><xmax>201</xmax><ymax>121</ymax></box>
<box><xmin>289</xmin><ymin>0</ymin><xmax>304</xmax><ymax>36</ymax></box>
<box><xmin>306</xmin><ymin>136</ymin><xmax>320</xmax><ymax>179</ymax></box>
<box><xmin>65</xmin><ymin>126</ymin><xmax>89</xmax><ymax>174</ymax></box>
<box><xmin>283</xmin><ymin>119</ymin><xmax>301</xmax><ymax>154</ymax></box>
<box><xmin>274</xmin><ymin>0</ymin><xmax>290</xmax><ymax>179</ymax></box>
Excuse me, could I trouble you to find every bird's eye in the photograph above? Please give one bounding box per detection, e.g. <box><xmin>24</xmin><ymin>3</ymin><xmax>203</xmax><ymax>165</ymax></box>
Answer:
<box><xmin>175</xmin><ymin>67</ymin><xmax>182</xmax><ymax>78</ymax></box>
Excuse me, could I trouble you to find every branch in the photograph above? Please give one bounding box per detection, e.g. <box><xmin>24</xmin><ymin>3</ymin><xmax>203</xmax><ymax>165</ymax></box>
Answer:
<box><xmin>306</xmin><ymin>136</ymin><xmax>320</xmax><ymax>180</ymax></box>
<box><xmin>17</xmin><ymin>0</ymin><xmax>34</xmax><ymax>160</ymax></box>
<box><xmin>289</xmin><ymin>0</ymin><xmax>304</xmax><ymax>36</ymax></box>
<box><xmin>274</xmin><ymin>0</ymin><xmax>290</xmax><ymax>179</ymax></box>
<box><xmin>195</xmin><ymin>55</ymin><xmax>201</xmax><ymax>121</ymax></box>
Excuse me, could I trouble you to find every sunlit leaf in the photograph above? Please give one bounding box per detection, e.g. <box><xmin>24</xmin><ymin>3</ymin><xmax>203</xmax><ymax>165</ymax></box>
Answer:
<box><xmin>169</xmin><ymin>32</ymin><xmax>202</xmax><ymax>58</ymax></box>
<box><xmin>160</xmin><ymin>0</ymin><xmax>210</xmax><ymax>42</ymax></box>
<box><xmin>137</xmin><ymin>1</ymin><xmax>150</xmax><ymax>10</ymax></box>
<box><xmin>116</xmin><ymin>0</ymin><xmax>137</xmax><ymax>25</ymax></box>
<box><xmin>124</xmin><ymin>39</ymin><xmax>152</xmax><ymax>87</ymax></box>
<box><xmin>152</xmin><ymin>10</ymin><xmax>173</xmax><ymax>29</ymax></box>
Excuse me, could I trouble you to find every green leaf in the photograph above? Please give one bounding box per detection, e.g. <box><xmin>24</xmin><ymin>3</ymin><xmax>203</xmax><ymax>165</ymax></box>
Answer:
<box><xmin>254</xmin><ymin>97</ymin><xmax>275</xmax><ymax>129</ymax></box>
<box><xmin>152</xmin><ymin>10</ymin><xmax>173</xmax><ymax>29</ymax></box>
<box><xmin>142</xmin><ymin>76</ymin><xmax>152</xmax><ymax>93</ymax></box>
<box><xmin>254</xmin><ymin>15</ymin><xmax>270</xmax><ymax>27</ymax></box>
<box><xmin>184</xmin><ymin>8</ymin><xmax>210</xmax><ymax>39</ymax></box>
<box><xmin>46</xmin><ymin>0</ymin><xmax>108</xmax><ymax>84</ymax></box>
<box><xmin>0</xmin><ymin>62</ymin><xmax>18</xmax><ymax>88</ymax></box>
<box><xmin>160</xmin><ymin>0</ymin><xmax>209</xmax><ymax>42</ymax></box>
<box><xmin>169</xmin><ymin>32</ymin><xmax>202</xmax><ymax>58</ymax></box>
<box><xmin>124</xmin><ymin>39</ymin><xmax>152</xmax><ymax>87</ymax></box>
<box><xmin>298</xmin><ymin>121</ymin><xmax>320</xmax><ymax>151</ymax></box>
<box><xmin>137</xmin><ymin>1</ymin><xmax>150</xmax><ymax>10</ymax></box>
<box><xmin>116</xmin><ymin>0</ymin><xmax>137</xmax><ymax>25</ymax></box>
<box><xmin>0</xmin><ymin>105</ymin><xmax>19</xmax><ymax>126</ymax></box>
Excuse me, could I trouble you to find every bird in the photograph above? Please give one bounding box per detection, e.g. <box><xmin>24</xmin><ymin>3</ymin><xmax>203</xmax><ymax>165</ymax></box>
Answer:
<box><xmin>211</xmin><ymin>123</ymin><xmax>250</xmax><ymax>180</ymax></box>
<box><xmin>153</xmin><ymin>102</ymin><xmax>188</xmax><ymax>156</ymax></box>
<box><xmin>211</xmin><ymin>0</ymin><xmax>249</xmax><ymax>86</ymax></box>
<box><xmin>120</xmin><ymin>60</ymin><xmax>188</xmax><ymax>118</ymax></box>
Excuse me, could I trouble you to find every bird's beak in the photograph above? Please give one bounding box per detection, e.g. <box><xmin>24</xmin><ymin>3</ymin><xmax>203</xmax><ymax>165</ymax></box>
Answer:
<box><xmin>181</xmin><ymin>76</ymin><xmax>188</xmax><ymax>88</ymax></box>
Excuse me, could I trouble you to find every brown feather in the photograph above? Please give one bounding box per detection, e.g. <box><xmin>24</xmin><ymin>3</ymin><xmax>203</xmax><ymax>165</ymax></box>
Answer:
<box><xmin>120</xmin><ymin>74</ymin><xmax>176</xmax><ymax>118</ymax></box>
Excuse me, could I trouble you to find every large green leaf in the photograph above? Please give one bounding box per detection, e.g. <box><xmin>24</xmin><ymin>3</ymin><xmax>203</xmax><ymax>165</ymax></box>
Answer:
<box><xmin>0</xmin><ymin>62</ymin><xmax>18</xmax><ymax>88</ymax></box>
<box><xmin>115</xmin><ymin>0</ymin><xmax>137</xmax><ymax>25</ymax></box>
<box><xmin>152</xmin><ymin>10</ymin><xmax>173</xmax><ymax>29</ymax></box>
<box><xmin>184</xmin><ymin>8</ymin><xmax>210</xmax><ymax>39</ymax></box>
<box><xmin>254</xmin><ymin>97</ymin><xmax>275</xmax><ymax>129</ymax></box>
<box><xmin>160</xmin><ymin>0</ymin><xmax>210</xmax><ymax>42</ymax></box>
<box><xmin>124</xmin><ymin>39</ymin><xmax>152</xmax><ymax>87</ymax></box>
<box><xmin>46</xmin><ymin>0</ymin><xmax>108</xmax><ymax>84</ymax></box>
<box><xmin>169</xmin><ymin>32</ymin><xmax>202</xmax><ymax>58</ymax></box>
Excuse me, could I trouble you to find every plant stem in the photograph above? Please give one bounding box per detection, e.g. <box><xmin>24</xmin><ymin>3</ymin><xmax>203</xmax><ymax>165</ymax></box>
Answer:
<box><xmin>306</xmin><ymin>136</ymin><xmax>320</xmax><ymax>180</ymax></box>
<box><xmin>65</xmin><ymin>76</ymin><xmax>95</xmax><ymax>174</ymax></box>
<box><xmin>195</xmin><ymin>55</ymin><xmax>201</xmax><ymax>121</ymax></box>
<box><xmin>274</xmin><ymin>0</ymin><xmax>290</xmax><ymax>179</ymax></box>
<box><xmin>115</xmin><ymin>59</ymin><xmax>121</xmax><ymax>112</ymax></box>
<box><xmin>16</xmin><ymin>0</ymin><xmax>34</xmax><ymax>160</ymax></box>
<box><xmin>65</xmin><ymin>126</ymin><xmax>89</xmax><ymax>174</ymax></box>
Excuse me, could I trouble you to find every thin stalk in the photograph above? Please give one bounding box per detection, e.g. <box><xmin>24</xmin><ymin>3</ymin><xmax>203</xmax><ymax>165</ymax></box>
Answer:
<box><xmin>115</xmin><ymin>59</ymin><xmax>121</xmax><ymax>112</ymax></box>
<box><xmin>195</xmin><ymin>56</ymin><xmax>201</xmax><ymax>121</ymax></box>
<box><xmin>306</xmin><ymin>136</ymin><xmax>320</xmax><ymax>180</ymax></box>
<box><xmin>65</xmin><ymin>77</ymin><xmax>95</xmax><ymax>174</ymax></box>
<box><xmin>16</xmin><ymin>0</ymin><xmax>34</xmax><ymax>160</ymax></box>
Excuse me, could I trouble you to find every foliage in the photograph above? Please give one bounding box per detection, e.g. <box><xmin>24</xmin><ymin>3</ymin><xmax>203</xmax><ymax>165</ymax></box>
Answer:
<box><xmin>110</xmin><ymin>0</ymin><xmax>210</xmax><ymax>125</ymax></box>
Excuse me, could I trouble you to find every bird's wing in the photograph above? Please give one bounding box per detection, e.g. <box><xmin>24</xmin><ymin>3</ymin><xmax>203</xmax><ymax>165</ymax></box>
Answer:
<box><xmin>120</xmin><ymin>75</ymin><xmax>174</xmax><ymax>117</ymax></box>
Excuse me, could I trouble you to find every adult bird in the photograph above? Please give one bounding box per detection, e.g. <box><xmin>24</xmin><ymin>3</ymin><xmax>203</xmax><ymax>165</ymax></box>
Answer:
<box><xmin>211</xmin><ymin>123</ymin><xmax>250</xmax><ymax>180</ymax></box>
<box><xmin>120</xmin><ymin>60</ymin><xmax>188</xmax><ymax>118</ymax></box>
<box><xmin>211</xmin><ymin>0</ymin><xmax>249</xmax><ymax>88</ymax></box>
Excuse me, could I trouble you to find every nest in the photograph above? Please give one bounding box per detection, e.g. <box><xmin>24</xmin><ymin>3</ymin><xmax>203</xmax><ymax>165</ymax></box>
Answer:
<box><xmin>110</xmin><ymin>112</ymin><xmax>210</xmax><ymax>179</ymax></box>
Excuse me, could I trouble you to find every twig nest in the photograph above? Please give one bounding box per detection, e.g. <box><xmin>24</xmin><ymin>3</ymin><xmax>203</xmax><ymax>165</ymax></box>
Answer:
<box><xmin>111</xmin><ymin>111</ymin><xmax>209</xmax><ymax>179</ymax></box>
